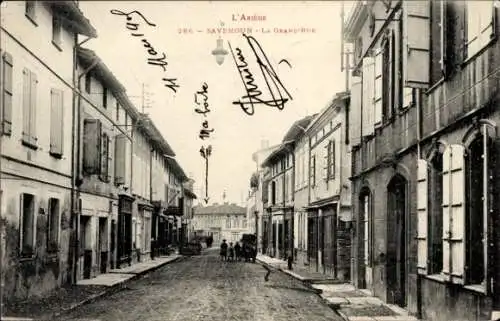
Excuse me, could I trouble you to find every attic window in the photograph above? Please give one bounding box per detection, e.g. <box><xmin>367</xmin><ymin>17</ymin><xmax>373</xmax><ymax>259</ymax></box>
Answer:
<box><xmin>52</xmin><ymin>16</ymin><xmax>62</xmax><ymax>49</ymax></box>
<box><xmin>25</xmin><ymin>1</ymin><xmax>37</xmax><ymax>24</ymax></box>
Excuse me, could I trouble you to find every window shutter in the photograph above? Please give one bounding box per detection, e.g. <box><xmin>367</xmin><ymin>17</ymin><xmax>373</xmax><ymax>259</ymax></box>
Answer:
<box><xmin>466</xmin><ymin>2</ymin><xmax>495</xmax><ymax>58</ymax></box>
<box><xmin>22</xmin><ymin>68</ymin><xmax>30</xmax><ymax>142</ymax></box>
<box><xmin>324</xmin><ymin>142</ymin><xmax>330</xmax><ymax>180</ymax></box>
<box><xmin>417</xmin><ymin>159</ymin><xmax>428</xmax><ymax>274</ymax></box>
<box><xmin>331</xmin><ymin>140</ymin><xmax>336</xmax><ymax>179</ymax></box>
<box><xmin>374</xmin><ymin>48</ymin><xmax>383</xmax><ymax>126</ymax></box>
<box><xmin>2</xmin><ymin>52</ymin><xmax>13</xmax><ymax>135</ymax></box>
<box><xmin>83</xmin><ymin>119</ymin><xmax>102</xmax><ymax>175</ymax></box>
<box><xmin>50</xmin><ymin>89</ymin><xmax>64</xmax><ymax>156</ymax></box>
<box><xmin>362</xmin><ymin>57</ymin><xmax>375</xmax><ymax>137</ymax></box>
<box><xmin>441</xmin><ymin>144</ymin><xmax>466</xmax><ymax>284</ymax></box>
<box><xmin>403</xmin><ymin>1</ymin><xmax>430</xmax><ymax>88</ymax></box>
<box><xmin>349</xmin><ymin>76</ymin><xmax>362</xmax><ymax>146</ymax></box>
<box><xmin>29</xmin><ymin>71</ymin><xmax>37</xmax><ymax>145</ymax></box>
<box><xmin>114</xmin><ymin>134</ymin><xmax>126</xmax><ymax>185</ymax></box>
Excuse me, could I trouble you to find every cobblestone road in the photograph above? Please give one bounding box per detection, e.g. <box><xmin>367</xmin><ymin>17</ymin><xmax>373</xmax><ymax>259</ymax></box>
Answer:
<box><xmin>63</xmin><ymin>249</ymin><xmax>343</xmax><ymax>321</ymax></box>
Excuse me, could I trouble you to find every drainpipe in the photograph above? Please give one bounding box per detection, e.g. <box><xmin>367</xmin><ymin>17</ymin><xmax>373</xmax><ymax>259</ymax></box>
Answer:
<box><xmin>72</xmin><ymin>35</ymin><xmax>95</xmax><ymax>284</ymax></box>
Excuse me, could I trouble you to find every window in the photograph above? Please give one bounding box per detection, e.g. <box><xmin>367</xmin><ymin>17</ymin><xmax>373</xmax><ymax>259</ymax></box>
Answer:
<box><xmin>116</xmin><ymin>101</ymin><xmax>120</xmax><ymax>121</ymax></box>
<box><xmin>466</xmin><ymin>1</ymin><xmax>495</xmax><ymax>60</ymax></box>
<box><xmin>47</xmin><ymin>198</ymin><xmax>60</xmax><ymax>253</ymax></box>
<box><xmin>52</xmin><ymin>16</ymin><xmax>62</xmax><ymax>48</ymax></box>
<box><xmin>271</xmin><ymin>181</ymin><xmax>276</xmax><ymax>205</ymax></box>
<box><xmin>50</xmin><ymin>89</ymin><xmax>64</xmax><ymax>157</ymax></box>
<box><xmin>22</xmin><ymin>68</ymin><xmax>38</xmax><ymax>148</ymax></box>
<box><xmin>465</xmin><ymin>133</ymin><xmax>495</xmax><ymax>286</ymax></box>
<box><xmin>84</xmin><ymin>73</ymin><xmax>91</xmax><ymax>94</ymax></box>
<box><xmin>2</xmin><ymin>52</ymin><xmax>13</xmax><ymax>135</ymax></box>
<box><xmin>102</xmin><ymin>86</ymin><xmax>108</xmax><ymax>108</ymax></box>
<box><xmin>20</xmin><ymin>193</ymin><xmax>36</xmax><ymax>257</ymax></box>
<box><xmin>361</xmin><ymin>192</ymin><xmax>372</xmax><ymax>267</ymax></box>
<box><xmin>310</xmin><ymin>154</ymin><xmax>316</xmax><ymax>187</ymax></box>
<box><xmin>428</xmin><ymin>153</ymin><xmax>443</xmax><ymax>274</ymax></box>
<box><xmin>430</xmin><ymin>0</ymin><xmax>446</xmax><ymax>85</ymax></box>
<box><xmin>381</xmin><ymin>36</ymin><xmax>391</xmax><ymax>122</ymax></box>
<box><xmin>326</xmin><ymin>140</ymin><xmax>336</xmax><ymax>180</ymax></box>
<box><xmin>25</xmin><ymin>1</ymin><xmax>37</xmax><ymax>23</ymax></box>
<box><xmin>114</xmin><ymin>134</ymin><xmax>127</xmax><ymax>185</ymax></box>
<box><xmin>83</xmin><ymin>119</ymin><xmax>102</xmax><ymax>175</ymax></box>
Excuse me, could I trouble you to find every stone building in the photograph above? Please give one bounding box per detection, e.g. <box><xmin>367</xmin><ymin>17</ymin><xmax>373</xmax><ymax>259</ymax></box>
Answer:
<box><xmin>344</xmin><ymin>1</ymin><xmax>500</xmax><ymax>320</ymax></box>
<box><xmin>0</xmin><ymin>1</ymin><xmax>96</xmax><ymax>301</ymax></box>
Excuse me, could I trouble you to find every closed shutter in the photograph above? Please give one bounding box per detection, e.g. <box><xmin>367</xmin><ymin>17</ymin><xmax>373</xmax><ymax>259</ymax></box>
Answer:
<box><xmin>466</xmin><ymin>2</ymin><xmax>495</xmax><ymax>59</ymax></box>
<box><xmin>2</xmin><ymin>52</ymin><xmax>13</xmax><ymax>135</ymax></box>
<box><xmin>22</xmin><ymin>68</ymin><xmax>30</xmax><ymax>143</ymax></box>
<box><xmin>442</xmin><ymin>144</ymin><xmax>465</xmax><ymax>284</ymax></box>
<box><xmin>114</xmin><ymin>134</ymin><xmax>126</xmax><ymax>185</ymax></box>
<box><xmin>362</xmin><ymin>57</ymin><xmax>375</xmax><ymax>137</ymax></box>
<box><xmin>50</xmin><ymin>89</ymin><xmax>64</xmax><ymax>156</ymax></box>
<box><xmin>311</xmin><ymin>155</ymin><xmax>316</xmax><ymax>186</ymax></box>
<box><xmin>349</xmin><ymin>76</ymin><xmax>362</xmax><ymax>146</ymax></box>
<box><xmin>100</xmin><ymin>133</ymin><xmax>110</xmax><ymax>181</ymax></box>
<box><xmin>83</xmin><ymin>119</ymin><xmax>102</xmax><ymax>174</ymax></box>
<box><xmin>29</xmin><ymin>71</ymin><xmax>37</xmax><ymax>144</ymax></box>
<box><xmin>331</xmin><ymin>140</ymin><xmax>336</xmax><ymax>179</ymax></box>
<box><xmin>324</xmin><ymin>142</ymin><xmax>330</xmax><ymax>180</ymax></box>
<box><xmin>374</xmin><ymin>48</ymin><xmax>383</xmax><ymax>126</ymax></box>
<box><xmin>403</xmin><ymin>1</ymin><xmax>430</xmax><ymax>88</ymax></box>
<box><xmin>417</xmin><ymin>159</ymin><xmax>428</xmax><ymax>274</ymax></box>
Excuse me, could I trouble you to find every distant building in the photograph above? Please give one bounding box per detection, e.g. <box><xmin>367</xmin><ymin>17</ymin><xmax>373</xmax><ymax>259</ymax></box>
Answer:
<box><xmin>193</xmin><ymin>203</ymin><xmax>248</xmax><ymax>245</ymax></box>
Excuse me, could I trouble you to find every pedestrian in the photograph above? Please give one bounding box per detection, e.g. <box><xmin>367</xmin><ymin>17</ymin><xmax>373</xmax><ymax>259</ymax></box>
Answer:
<box><xmin>228</xmin><ymin>242</ymin><xmax>235</xmax><ymax>262</ymax></box>
<box><xmin>234</xmin><ymin>242</ymin><xmax>241</xmax><ymax>261</ymax></box>
<box><xmin>220</xmin><ymin>239</ymin><xmax>228</xmax><ymax>261</ymax></box>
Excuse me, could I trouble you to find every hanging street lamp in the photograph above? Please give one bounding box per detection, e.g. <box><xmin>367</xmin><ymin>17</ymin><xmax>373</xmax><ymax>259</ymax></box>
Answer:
<box><xmin>211</xmin><ymin>37</ymin><xmax>229</xmax><ymax>65</ymax></box>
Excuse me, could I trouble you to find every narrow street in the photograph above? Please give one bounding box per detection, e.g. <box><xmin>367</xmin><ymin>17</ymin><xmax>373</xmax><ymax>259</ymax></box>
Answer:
<box><xmin>62</xmin><ymin>249</ymin><xmax>343</xmax><ymax>321</ymax></box>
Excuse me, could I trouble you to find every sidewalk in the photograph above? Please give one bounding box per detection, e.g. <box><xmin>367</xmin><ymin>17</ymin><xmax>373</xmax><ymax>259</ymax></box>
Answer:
<box><xmin>257</xmin><ymin>254</ymin><xmax>421</xmax><ymax>321</ymax></box>
<box><xmin>2</xmin><ymin>254</ymin><xmax>182</xmax><ymax>320</ymax></box>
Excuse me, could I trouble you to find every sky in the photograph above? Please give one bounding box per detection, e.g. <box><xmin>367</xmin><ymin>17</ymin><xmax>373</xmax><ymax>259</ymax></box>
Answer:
<box><xmin>78</xmin><ymin>1</ymin><xmax>351</xmax><ymax>206</ymax></box>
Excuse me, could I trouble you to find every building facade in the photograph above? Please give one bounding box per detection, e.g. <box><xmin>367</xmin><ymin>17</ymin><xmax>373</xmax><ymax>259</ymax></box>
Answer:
<box><xmin>305</xmin><ymin>93</ymin><xmax>351</xmax><ymax>280</ymax></box>
<box><xmin>345</xmin><ymin>1</ymin><xmax>499</xmax><ymax>320</ymax></box>
<box><xmin>193</xmin><ymin>203</ymin><xmax>248</xmax><ymax>246</ymax></box>
<box><xmin>75</xmin><ymin>47</ymin><xmax>136</xmax><ymax>278</ymax></box>
<box><xmin>0</xmin><ymin>1</ymin><xmax>96</xmax><ymax>301</ymax></box>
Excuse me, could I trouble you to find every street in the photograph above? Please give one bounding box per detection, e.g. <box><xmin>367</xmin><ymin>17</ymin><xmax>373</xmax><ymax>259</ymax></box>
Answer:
<box><xmin>62</xmin><ymin>249</ymin><xmax>343</xmax><ymax>321</ymax></box>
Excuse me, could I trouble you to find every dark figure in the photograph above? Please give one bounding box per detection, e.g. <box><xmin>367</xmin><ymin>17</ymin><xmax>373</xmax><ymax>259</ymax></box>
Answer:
<box><xmin>228</xmin><ymin>242</ymin><xmax>235</xmax><ymax>262</ymax></box>
<box><xmin>234</xmin><ymin>242</ymin><xmax>241</xmax><ymax>261</ymax></box>
<box><xmin>220</xmin><ymin>239</ymin><xmax>228</xmax><ymax>261</ymax></box>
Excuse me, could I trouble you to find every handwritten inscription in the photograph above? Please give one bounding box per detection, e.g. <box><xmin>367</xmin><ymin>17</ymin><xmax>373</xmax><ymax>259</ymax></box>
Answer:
<box><xmin>228</xmin><ymin>34</ymin><xmax>293</xmax><ymax>116</ymax></box>
<box><xmin>110</xmin><ymin>9</ymin><xmax>180</xmax><ymax>94</ymax></box>
<box><xmin>194</xmin><ymin>83</ymin><xmax>214</xmax><ymax>140</ymax></box>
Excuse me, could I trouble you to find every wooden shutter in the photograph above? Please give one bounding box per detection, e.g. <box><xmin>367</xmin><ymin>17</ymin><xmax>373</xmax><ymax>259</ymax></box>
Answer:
<box><xmin>349</xmin><ymin>76</ymin><xmax>362</xmax><ymax>146</ymax></box>
<box><xmin>442</xmin><ymin>144</ymin><xmax>465</xmax><ymax>284</ymax></box>
<box><xmin>324</xmin><ymin>142</ymin><xmax>330</xmax><ymax>180</ymax></box>
<box><xmin>466</xmin><ymin>2</ymin><xmax>495</xmax><ymax>58</ymax></box>
<box><xmin>29</xmin><ymin>71</ymin><xmax>37</xmax><ymax>145</ymax></box>
<box><xmin>22</xmin><ymin>68</ymin><xmax>30</xmax><ymax>143</ymax></box>
<box><xmin>374</xmin><ymin>48</ymin><xmax>383</xmax><ymax>126</ymax></box>
<box><xmin>50</xmin><ymin>89</ymin><xmax>64</xmax><ymax>156</ymax></box>
<box><xmin>417</xmin><ymin>159</ymin><xmax>428</xmax><ymax>274</ymax></box>
<box><xmin>114</xmin><ymin>134</ymin><xmax>126</xmax><ymax>185</ymax></box>
<box><xmin>403</xmin><ymin>1</ymin><xmax>430</xmax><ymax>88</ymax></box>
<box><xmin>362</xmin><ymin>57</ymin><xmax>375</xmax><ymax>137</ymax></box>
<box><xmin>311</xmin><ymin>155</ymin><xmax>316</xmax><ymax>186</ymax></box>
<box><xmin>83</xmin><ymin>119</ymin><xmax>102</xmax><ymax>175</ymax></box>
<box><xmin>2</xmin><ymin>52</ymin><xmax>13</xmax><ymax>135</ymax></box>
<box><xmin>331</xmin><ymin>140</ymin><xmax>336</xmax><ymax>179</ymax></box>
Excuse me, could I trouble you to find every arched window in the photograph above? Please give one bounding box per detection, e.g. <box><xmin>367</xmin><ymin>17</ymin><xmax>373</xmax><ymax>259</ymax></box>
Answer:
<box><xmin>428</xmin><ymin>149</ymin><xmax>443</xmax><ymax>274</ymax></box>
<box><xmin>465</xmin><ymin>133</ymin><xmax>495</xmax><ymax>285</ymax></box>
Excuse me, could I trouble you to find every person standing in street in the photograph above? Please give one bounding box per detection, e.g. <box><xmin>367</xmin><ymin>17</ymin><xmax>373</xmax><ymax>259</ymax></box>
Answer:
<box><xmin>220</xmin><ymin>239</ymin><xmax>228</xmax><ymax>261</ymax></box>
<box><xmin>234</xmin><ymin>242</ymin><xmax>241</xmax><ymax>261</ymax></box>
<box><xmin>228</xmin><ymin>242</ymin><xmax>235</xmax><ymax>262</ymax></box>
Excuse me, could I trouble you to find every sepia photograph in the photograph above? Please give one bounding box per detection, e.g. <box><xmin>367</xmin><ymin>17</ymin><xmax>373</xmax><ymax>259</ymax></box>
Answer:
<box><xmin>0</xmin><ymin>0</ymin><xmax>499</xmax><ymax>320</ymax></box>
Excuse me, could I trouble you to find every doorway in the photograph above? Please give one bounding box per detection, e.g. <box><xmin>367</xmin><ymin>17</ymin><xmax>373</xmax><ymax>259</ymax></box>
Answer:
<box><xmin>386</xmin><ymin>174</ymin><xmax>408</xmax><ymax>307</ymax></box>
<box><xmin>98</xmin><ymin>217</ymin><xmax>108</xmax><ymax>273</ymax></box>
<box><xmin>359</xmin><ymin>190</ymin><xmax>373</xmax><ymax>291</ymax></box>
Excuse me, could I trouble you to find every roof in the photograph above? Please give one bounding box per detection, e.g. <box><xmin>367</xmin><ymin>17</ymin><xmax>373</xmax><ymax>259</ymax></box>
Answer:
<box><xmin>282</xmin><ymin>114</ymin><xmax>317</xmax><ymax>143</ymax></box>
<box><xmin>194</xmin><ymin>203</ymin><xmax>246</xmax><ymax>215</ymax></box>
<box><xmin>184</xmin><ymin>188</ymin><xmax>197</xmax><ymax>199</ymax></box>
<box><xmin>165</xmin><ymin>156</ymin><xmax>188</xmax><ymax>182</ymax></box>
<box><xmin>261</xmin><ymin>140</ymin><xmax>294</xmax><ymax>168</ymax></box>
<box><xmin>305</xmin><ymin>91</ymin><xmax>350</xmax><ymax>134</ymax></box>
<box><xmin>77</xmin><ymin>47</ymin><xmax>126</xmax><ymax>94</ymax></box>
<box><xmin>138</xmin><ymin>114</ymin><xmax>176</xmax><ymax>157</ymax></box>
<box><xmin>46</xmin><ymin>1</ymin><xmax>97</xmax><ymax>38</ymax></box>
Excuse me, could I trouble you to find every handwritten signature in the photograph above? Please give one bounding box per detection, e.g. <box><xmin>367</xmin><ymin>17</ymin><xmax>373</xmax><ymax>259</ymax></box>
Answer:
<box><xmin>110</xmin><ymin>9</ymin><xmax>180</xmax><ymax>94</ymax></box>
<box><xmin>228</xmin><ymin>34</ymin><xmax>293</xmax><ymax>115</ymax></box>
